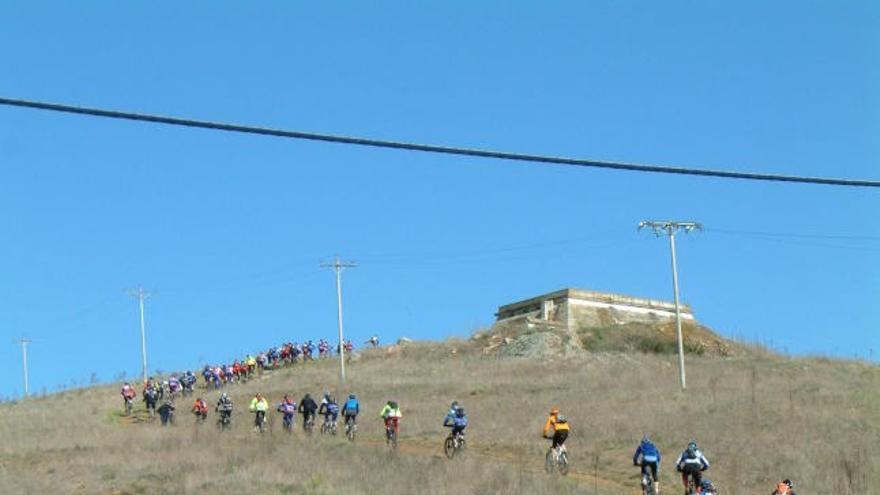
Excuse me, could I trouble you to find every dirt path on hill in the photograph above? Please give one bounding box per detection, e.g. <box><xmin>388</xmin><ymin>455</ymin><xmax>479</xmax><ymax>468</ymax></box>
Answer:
<box><xmin>356</xmin><ymin>435</ymin><xmax>629</xmax><ymax>493</ymax></box>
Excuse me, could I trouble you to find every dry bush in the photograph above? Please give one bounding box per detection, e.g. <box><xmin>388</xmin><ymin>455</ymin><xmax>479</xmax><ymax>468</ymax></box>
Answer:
<box><xmin>0</xmin><ymin>347</ymin><xmax>876</xmax><ymax>494</ymax></box>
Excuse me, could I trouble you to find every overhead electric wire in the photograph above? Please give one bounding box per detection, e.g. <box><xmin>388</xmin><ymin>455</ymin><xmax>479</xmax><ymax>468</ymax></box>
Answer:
<box><xmin>707</xmin><ymin>227</ymin><xmax>880</xmax><ymax>242</ymax></box>
<box><xmin>1</xmin><ymin>96</ymin><xmax>878</xmax><ymax>188</ymax></box>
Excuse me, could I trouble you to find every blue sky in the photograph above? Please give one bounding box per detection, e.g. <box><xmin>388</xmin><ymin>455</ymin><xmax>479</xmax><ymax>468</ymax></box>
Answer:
<box><xmin>0</xmin><ymin>2</ymin><xmax>877</xmax><ymax>398</ymax></box>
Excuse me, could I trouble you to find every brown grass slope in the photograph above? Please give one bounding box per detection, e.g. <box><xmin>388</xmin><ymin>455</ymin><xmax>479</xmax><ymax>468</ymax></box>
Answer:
<box><xmin>0</xmin><ymin>339</ymin><xmax>877</xmax><ymax>494</ymax></box>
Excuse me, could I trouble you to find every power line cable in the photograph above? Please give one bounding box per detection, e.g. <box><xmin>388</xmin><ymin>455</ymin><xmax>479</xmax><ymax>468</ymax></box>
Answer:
<box><xmin>707</xmin><ymin>227</ymin><xmax>880</xmax><ymax>242</ymax></box>
<box><xmin>1</xmin><ymin>96</ymin><xmax>878</xmax><ymax>188</ymax></box>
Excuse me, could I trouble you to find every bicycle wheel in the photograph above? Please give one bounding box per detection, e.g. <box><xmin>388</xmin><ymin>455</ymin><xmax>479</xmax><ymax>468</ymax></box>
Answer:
<box><xmin>545</xmin><ymin>450</ymin><xmax>555</xmax><ymax>474</ymax></box>
<box><xmin>558</xmin><ymin>451</ymin><xmax>569</xmax><ymax>476</ymax></box>
<box><xmin>444</xmin><ymin>436</ymin><xmax>455</xmax><ymax>459</ymax></box>
<box><xmin>644</xmin><ymin>472</ymin><xmax>656</xmax><ymax>495</ymax></box>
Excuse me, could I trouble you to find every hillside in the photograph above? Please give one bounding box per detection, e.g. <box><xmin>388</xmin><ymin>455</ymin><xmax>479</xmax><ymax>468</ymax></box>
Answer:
<box><xmin>0</xmin><ymin>333</ymin><xmax>877</xmax><ymax>494</ymax></box>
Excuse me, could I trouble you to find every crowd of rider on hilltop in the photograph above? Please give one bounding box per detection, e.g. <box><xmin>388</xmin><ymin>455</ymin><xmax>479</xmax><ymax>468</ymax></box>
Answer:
<box><xmin>118</xmin><ymin>332</ymin><xmax>800</xmax><ymax>495</ymax></box>
<box><xmin>119</xmin><ymin>335</ymin><xmax>381</xmax><ymax>419</ymax></box>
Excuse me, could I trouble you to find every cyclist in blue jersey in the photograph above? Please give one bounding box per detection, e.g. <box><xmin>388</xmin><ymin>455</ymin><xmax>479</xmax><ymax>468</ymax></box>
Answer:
<box><xmin>633</xmin><ymin>435</ymin><xmax>661</xmax><ymax>495</ymax></box>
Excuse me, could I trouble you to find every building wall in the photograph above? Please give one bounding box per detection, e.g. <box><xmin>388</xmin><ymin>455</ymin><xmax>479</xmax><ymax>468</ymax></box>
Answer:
<box><xmin>496</xmin><ymin>288</ymin><xmax>695</xmax><ymax>332</ymax></box>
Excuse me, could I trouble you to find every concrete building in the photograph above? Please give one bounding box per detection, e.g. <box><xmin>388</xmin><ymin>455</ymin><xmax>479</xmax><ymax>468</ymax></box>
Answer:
<box><xmin>496</xmin><ymin>288</ymin><xmax>695</xmax><ymax>332</ymax></box>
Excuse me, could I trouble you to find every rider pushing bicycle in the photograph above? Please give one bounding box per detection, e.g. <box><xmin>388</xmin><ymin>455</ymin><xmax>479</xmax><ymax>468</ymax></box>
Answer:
<box><xmin>277</xmin><ymin>395</ymin><xmax>297</xmax><ymax>431</ymax></box>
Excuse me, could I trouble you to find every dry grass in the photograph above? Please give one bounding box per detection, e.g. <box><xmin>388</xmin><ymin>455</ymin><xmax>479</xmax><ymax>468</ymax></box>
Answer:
<box><xmin>0</xmin><ymin>342</ymin><xmax>877</xmax><ymax>494</ymax></box>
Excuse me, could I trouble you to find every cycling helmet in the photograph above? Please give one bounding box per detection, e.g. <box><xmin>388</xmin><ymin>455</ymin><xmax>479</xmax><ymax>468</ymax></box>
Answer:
<box><xmin>783</xmin><ymin>479</ymin><xmax>793</xmax><ymax>488</ymax></box>
<box><xmin>220</xmin><ymin>392</ymin><xmax>228</xmax><ymax>400</ymax></box>
<box><xmin>349</xmin><ymin>394</ymin><xmax>356</xmax><ymax>400</ymax></box>
<box><xmin>451</xmin><ymin>400</ymin><xmax>459</xmax><ymax>408</ymax></box>
<box><xmin>688</xmin><ymin>441</ymin><xmax>698</xmax><ymax>451</ymax></box>
<box><xmin>390</xmin><ymin>401</ymin><xmax>398</xmax><ymax>409</ymax></box>
<box><xmin>455</xmin><ymin>407</ymin><xmax>465</xmax><ymax>417</ymax></box>
<box><xmin>556</xmin><ymin>415</ymin><xmax>568</xmax><ymax>423</ymax></box>
<box><xmin>641</xmin><ymin>435</ymin><xmax>650</xmax><ymax>444</ymax></box>
<box><xmin>304</xmin><ymin>393</ymin><xmax>311</xmax><ymax>399</ymax></box>
<box><xmin>550</xmin><ymin>407</ymin><xmax>559</xmax><ymax>415</ymax></box>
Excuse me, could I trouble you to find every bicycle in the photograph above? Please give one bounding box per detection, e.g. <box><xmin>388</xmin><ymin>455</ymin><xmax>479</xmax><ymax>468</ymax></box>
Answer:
<box><xmin>444</xmin><ymin>430</ymin><xmax>466</xmax><ymax>459</ymax></box>
<box><xmin>679</xmin><ymin>465</ymin><xmax>704</xmax><ymax>495</ymax></box>
<box><xmin>544</xmin><ymin>444</ymin><xmax>569</xmax><ymax>475</ymax></box>
<box><xmin>217</xmin><ymin>410</ymin><xmax>232</xmax><ymax>431</ymax></box>
<box><xmin>639</xmin><ymin>467</ymin><xmax>656</xmax><ymax>495</ymax></box>
<box><xmin>303</xmin><ymin>415</ymin><xmax>315</xmax><ymax>435</ymax></box>
<box><xmin>385</xmin><ymin>417</ymin><xmax>399</xmax><ymax>449</ymax></box>
<box><xmin>320</xmin><ymin>417</ymin><xmax>337</xmax><ymax>436</ymax></box>
<box><xmin>344</xmin><ymin>417</ymin><xmax>357</xmax><ymax>442</ymax></box>
<box><xmin>254</xmin><ymin>410</ymin><xmax>267</xmax><ymax>433</ymax></box>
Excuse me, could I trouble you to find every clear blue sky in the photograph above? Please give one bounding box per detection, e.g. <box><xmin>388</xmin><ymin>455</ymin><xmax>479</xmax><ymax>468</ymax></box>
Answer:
<box><xmin>0</xmin><ymin>2</ymin><xmax>877</xmax><ymax>398</ymax></box>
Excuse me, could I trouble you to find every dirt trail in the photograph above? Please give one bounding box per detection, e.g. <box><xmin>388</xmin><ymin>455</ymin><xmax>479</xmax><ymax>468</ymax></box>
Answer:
<box><xmin>355</xmin><ymin>435</ymin><xmax>629</xmax><ymax>493</ymax></box>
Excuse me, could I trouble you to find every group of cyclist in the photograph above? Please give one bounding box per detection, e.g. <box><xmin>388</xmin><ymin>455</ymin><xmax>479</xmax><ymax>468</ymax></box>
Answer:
<box><xmin>198</xmin><ymin>340</ymin><xmax>357</xmax><ymax>389</ymax></box>
<box><xmin>630</xmin><ymin>432</ymin><xmax>797</xmax><ymax>495</ymax></box>
<box><xmin>118</xmin><ymin>336</ymin><xmax>796</xmax><ymax>493</ymax></box>
<box><xmin>535</xmin><ymin>407</ymin><xmax>795</xmax><ymax>495</ymax></box>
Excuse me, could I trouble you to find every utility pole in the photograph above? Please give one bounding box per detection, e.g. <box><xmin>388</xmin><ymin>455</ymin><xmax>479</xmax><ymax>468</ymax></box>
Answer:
<box><xmin>320</xmin><ymin>257</ymin><xmax>356</xmax><ymax>383</ymax></box>
<box><xmin>14</xmin><ymin>337</ymin><xmax>32</xmax><ymax>398</ymax></box>
<box><xmin>125</xmin><ymin>287</ymin><xmax>155</xmax><ymax>384</ymax></box>
<box><xmin>638</xmin><ymin>220</ymin><xmax>701</xmax><ymax>390</ymax></box>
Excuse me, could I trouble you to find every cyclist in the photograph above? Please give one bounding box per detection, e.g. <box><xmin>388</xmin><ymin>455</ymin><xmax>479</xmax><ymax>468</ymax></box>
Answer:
<box><xmin>379</xmin><ymin>400</ymin><xmax>402</xmax><ymax>442</ymax></box>
<box><xmin>675</xmin><ymin>441</ymin><xmax>710</xmax><ymax>494</ymax></box>
<box><xmin>191</xmin><ymin>397</ymin><xmax>208</xmax><ymax>422</ymax></box>
<box><xmin>771</xmin><ymin>479</ymin><xmax>796</xmax><ymax>495</ymax></box>
<box><xmin>342</xmin><ymin>393</ymin><xmax>360</xmax><ymax>428</ymax></box>
<box><xmin>245</xmin><ymin>354</ymin><xmax>257</xmax><ymax>376</ymax></box>
<box><xmin>298</xmin><ymin>393</ymin><xmax>318</xmax><ymax>431</ymax></box>
<box><xmin>366</xmin><ymin>335</ymin><xmax>379</xmax><ymax>348</ymax></box>
<box><xmin>158</xmin><ymin>399</ymin><xmax>175</xmax><ymax>426</ymax></box>
<box><xmin>318</xmin><ymin>394</ymin><xmax>340</xmax><ymax>432</ymax></box>
<box><xmin>121</xmin><ymin>382</ymin><xmax>137</xmax><ymax>410</ymax></box>
<box><xmin>248</xmin><ymin>393</ymin><xmax>269</xmax><ymax>430</ymax></box>
<box><xmin>633</xmin><ymin>435</ymin><xmax>661</xmax><ymax>495</ymax></box>
<box><xmin>700</xmin><ymin>479</ymin><xmax>718</xmax><ymax>494</ymax></box>
<box><xmin>143</xmin><ymin>383</ymin><xmax>159</xmax><ymax>416</ymax></box>
<box><xmin>443</xmin><ymin>405</ymin><xmax>468</xmax><ymax>439</ymax></box>
<box><xmin>182</xmin><ymin>371</ymin><xmax>196</xmax><ymax>395</ymax></box>
<box><xmin>277</xmin><ymin>395</ymin><xmax>297</xmax><ymax>431</ymax></box>
<box><xmin>542</xmin><ymin>407</ymin><xmax>570</xmax><ymax>460</ymax></box>
<box><xmin>216</xmin><ymin>392</ymin><xmax>233</xmax><ymax>425</ymax></box>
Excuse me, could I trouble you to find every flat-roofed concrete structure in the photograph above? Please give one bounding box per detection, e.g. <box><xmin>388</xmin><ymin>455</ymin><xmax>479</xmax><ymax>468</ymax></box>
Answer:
<box><xmin>496</xmin><ymin>288</ymin><xmax>694</xmax><ymax>332</ymax></box>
